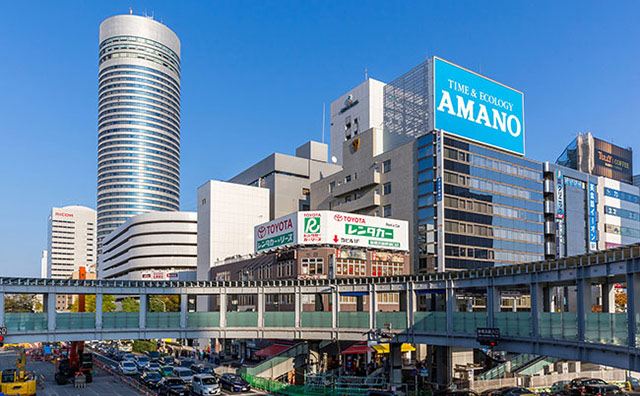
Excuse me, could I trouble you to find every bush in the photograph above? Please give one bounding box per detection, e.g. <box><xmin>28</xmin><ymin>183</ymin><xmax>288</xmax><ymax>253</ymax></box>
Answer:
<box><xmin>133</xmin><ymin>340</ymin><xmax>157</xmax><ymax>354</ymax></box>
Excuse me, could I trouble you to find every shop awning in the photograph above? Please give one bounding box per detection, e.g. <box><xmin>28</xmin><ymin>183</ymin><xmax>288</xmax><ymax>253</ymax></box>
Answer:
<box><xmin>372</xmin><ymin>343</ymin><xmax>416</xmax><ymax>354</ymax></box>
<box><xmin>255</xmin><ymin>344</ymin><xmax>292</xmax><ymax>358</ymax></box>
<box><xmin>341</xmin><ymin>343</ymin><xmax>374</xmax><ymax>355</ymax></box>
<box><xmin>340</xmin><ymin>291</ymin><xmax>368</xmax><ymax>296</ymax></box>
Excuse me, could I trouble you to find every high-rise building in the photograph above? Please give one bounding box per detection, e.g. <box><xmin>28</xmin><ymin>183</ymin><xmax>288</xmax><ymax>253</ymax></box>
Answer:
<box><xmin>556</xmin><ymin>132</ymin><xmax>633</xmax><ymax>184</ymax></box>
<box><xmin>313</xmin><ymin>57</ymin><xmax>544</xmax><ymax>272</ymax></box>
<box><xmin>97</xmin><ymin>15</ymin><xmax>182</xmax><ymax>250</ymax></box>
<box><xmin>40</xmin><ymin>250</ymin><xmax>47</xmax><ymax>278</ymax></box>
<box><xmin>46</xmin><ymin>206</ymin><xmax>97</xmax><ymax>279</ymax></box>
<box><xmin>229</xmin><ymin>141</ymin><xmax>341</xmax><ymax>220</ymax></box>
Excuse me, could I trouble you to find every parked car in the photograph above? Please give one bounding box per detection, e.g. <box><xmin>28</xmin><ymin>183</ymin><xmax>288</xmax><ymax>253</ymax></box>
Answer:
<box><xmin>135</xmin><ymin>355</ymin><xmax>150</xmax><ymax>370</ymax></box>
<box><xmin>140</xmin><ymin>371</ymin><xmax>163</xmax><ymax>389</ymax></box>
<box><xmin>434</xmin><ymin>391</ymin><xmax>479</xmax><ymax>396</ymax></box>
<box><xmin>567</xmin><ymin>378</ymin><xmax>622</xmax><ymax>396</ymax></box>
<box><xmin>173</xmin><ymin>367</ymin><xmax>194</xmax><ymax>384</ymax></box>
<box><xmin>179</xmin><ymin>359</ymin><xmax>196</xmax><ymax>368</ymax></box>
<box><xmin>191</xmin><ymin>374</ymin><xmax>221</xmax><ymax>395</ymax></box>
<box><xmin>119</xmin><ymin>360</ymin><xmax>139</xmax><ymax>376</ymax></box>
<box><xmin>147</xmin><ymin>362</ymin><xmax>161</xmax><ymax>372</ymax></box>
<box><xmin>114</xmin><ymin>350</ymin><xmax>126</xmax><ymax>361</ymax></box>
<box><xmin>366</xmin><ymin>391</ymin><xmax>398</xmax><ymax>396</ymax></box>
<box><xmin>492</xmin><ymin>388</ymin><xmax>536</xmax><ymax>396</ymax></box>
<box><xmin>159</xmin><ymin>366</ymin><xmax>175</xmax><ymax>377</ymax></box>
<box><xmin>157</xmin><ymin>377</ymin><xmax>190</xmax><ymax>396</ymax></box>
<box><xmin>147</xmin><ymin>351</ymin><xmax>161</xmax><ymax>362</ymax></box>
<box><xmin>123</xmin><ymin>353</ymin><xmax>136</xmax><ymax>362</ymax></box>
<box><xmin>159</xmin><ymin>356</ymin><xmax>173</xmax><ymax>365</ymax></box>
<box><xmin>219</xmin><ymin>374</ymin><xmax>250</xmax><ymax>393</ymax></box>
<box><xmin>191</xmin><ymin>364</ymin><xmax>214</xmax><ymax>375</ymax></box>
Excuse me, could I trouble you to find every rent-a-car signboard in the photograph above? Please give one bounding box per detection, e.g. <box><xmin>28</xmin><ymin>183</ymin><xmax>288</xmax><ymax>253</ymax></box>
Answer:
<box><xmin>255</xmin><ymin>211</ymin><xmax>408</xmax><ymax>253</ymax></box>
<box><xmin>432</xmin><ymin>57</ymin><xmax>525</xmax><ymax>155</ymax></box>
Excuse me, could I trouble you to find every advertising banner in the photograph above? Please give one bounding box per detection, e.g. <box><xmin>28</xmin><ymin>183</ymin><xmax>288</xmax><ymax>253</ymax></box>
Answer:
<box><xmin>433</xmin><ymin>57</ymin><xmax>525</xmax><ymax>155</ymax></box>
<box><xmin>593</xmin><ymin>137</ymin><xmax>633</xmax><ymax>183</ymax></box>
<box><xmin>588</xmin><ymin>182</ymin><xmax>598</xmax><ymax>251</ymax></box>
<box><xmin>255</xmin><ymin>211</ymin><xmax>409</xmax><ymax>253</ymax></box>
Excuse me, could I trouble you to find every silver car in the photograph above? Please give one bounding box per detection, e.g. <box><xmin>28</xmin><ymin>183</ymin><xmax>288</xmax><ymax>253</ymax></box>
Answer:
<box><xmin>191</xmin><ymin>374</ymin><xmax>220</xmax><ymax>396</ymax></box>
<box><xmin>119</xmin><ymin>360</ymin><xmax>139</xmax><ymax>376</ymax></box>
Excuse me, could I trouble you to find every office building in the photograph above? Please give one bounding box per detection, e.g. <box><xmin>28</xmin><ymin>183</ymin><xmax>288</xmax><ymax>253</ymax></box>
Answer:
<box><xmin>196</xmin><ymin>181</ymin><xmax>270</xmax><ymax>281</ymax></box>
<box><xmin>330</xmin><ymin>78</ymin><xmax>385</xmax><ymax>165</ymax></box>
<box><xmin>99</xmin><ymin>211</ymin><xmax>197</xmax><ymax>280</ymax></box>
<box><xmin>556</xmin><ymin>132</ymin><xmax>633</xmax><ymax>184</ymax></box>
<box><xmin>313</xmin><ymin>57</ymin><xmax>545</xmax><ymax>272</ymax></box>
<box><xmin>209</xmin><ymin>210</ymin><xmax>410</xmax><ymax>311</ymax></box>
<box><xmin>97</xmin><ymin>15</ymin><xmax>182</xmax><ymax>249</ymax></box>
<box><xmin>229</xmin><ymin>141</ymin><xmax>340</xmax><ymax>220</ymax></box>
<box><xmin>633</xmin><ymin>174</ymin><xmax>640</xmax><ymax>187</ymax></box>
<box><xmin>598</xmin><ymin>177</ymin><xmax>640</xmax><ymax>249</ymax></box>
<box><xmin>47</xmin><ymin>206</ymin><xmax>97</xmax><ymax>279</ymax></box>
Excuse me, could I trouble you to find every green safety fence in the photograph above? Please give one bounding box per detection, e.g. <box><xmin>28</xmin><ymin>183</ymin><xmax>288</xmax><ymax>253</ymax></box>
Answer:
<box><xmin>241</xmin><ymin>373</ymin><xmax>379</xmax><ymax>396</ymax></box>
<box><xmin>103</xmin><ymin>312</ymin><xmax>139</xmax><ymax>329</ymax></box>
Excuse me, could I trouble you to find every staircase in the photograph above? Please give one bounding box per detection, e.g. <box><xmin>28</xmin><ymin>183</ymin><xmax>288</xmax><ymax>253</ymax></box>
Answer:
<box><xmin>239</xmin><ymin>342</ymin><xmax>308</xmax><ymax>380</ymax></box>
<box><xmin>476</xmin><ymin>353</ymin><xmax>538</xmax><ymax>381</ymax></box>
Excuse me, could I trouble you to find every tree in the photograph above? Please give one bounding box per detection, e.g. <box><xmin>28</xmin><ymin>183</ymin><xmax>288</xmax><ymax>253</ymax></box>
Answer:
<box><xmin>121</xmin><ymin>297</ymin><xmax>140</xmax><ymax>312</ymax></box>
<box><xmin>615</xmin><ymin>292</ymin><xmax>627</xmax><ymax>311</ymax></box>
<box><xmin>149</xmin><ymin>295</ymin><xmax>179</xmax><ymax>312</ymax></box>
<box><xmin>70</xmin><ymin>295</ymin><xmax>117</xmax><ymax>313</ymax></box>
<box><xmin>5</xmin><ymin>294</ymin><xmax>41</xmax><ymax>313</ymax></box>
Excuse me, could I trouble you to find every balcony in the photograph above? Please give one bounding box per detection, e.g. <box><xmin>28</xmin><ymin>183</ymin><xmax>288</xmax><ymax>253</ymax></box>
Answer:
<box><xmin>544</xmin><ymin>200</ymin><xmax>555</xmax><ymax>214</ymax></box>
<box><xmin>544</xmin><ymin>221</ymin><xmax>555</xmax><ymax>234</ymax></box>
<box><xmin>334</xmin><ymin>189</ymin><xmax>381</xmax><ymax>212</ymax></box>
<box><xmin>332</xmin><ymin>169</ymin><xmax>380</xmax><ymax>197</ymax></box>
<box><xmin>544</xmin><ymin>179</ymin><xmax>554</xmax><ymax>193</ymax></box>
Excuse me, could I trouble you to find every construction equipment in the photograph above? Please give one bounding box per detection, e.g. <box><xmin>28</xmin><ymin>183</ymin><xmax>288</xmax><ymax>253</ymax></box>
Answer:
<box><xmin>54</xmin><ymin>266</ymin><xmax>94</xmax><ymax>385</ymax></box>
<box><xmin>0</xmin><ymin>348</ymin><xmax>37</xmax><ymax>395</ymax></box>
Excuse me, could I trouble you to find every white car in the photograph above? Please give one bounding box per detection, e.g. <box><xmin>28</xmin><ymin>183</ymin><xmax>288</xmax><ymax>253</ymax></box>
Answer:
<box><xmin>191</xmin><ymin>374</ymin><xmax>220</xmax><ymax>395</ymax></box>
<box><xmin>119</xmin><ymin>360</ymin><xmax>138</xmax><ymax>375</ymax></box>
<box><xmin>173</xmin><ymin>367</ymin><xmax>194</xmax><ymax>384</ymax></box>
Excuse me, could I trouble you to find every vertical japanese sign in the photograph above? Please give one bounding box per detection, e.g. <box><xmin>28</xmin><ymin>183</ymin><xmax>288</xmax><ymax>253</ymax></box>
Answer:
<box><xmin>588</xmin><ymin>182</ymin><xmax>598</xmax><ymax>251</ymax></box>
<box><xmin>435</xmin><ymin>131</ymin><xmax>445</xmax><ymax>272</ymax></box>
<box><xmin>555</xmin><ymin>170</ymin><xmax>565</xmax><ymax>257</ymax></box>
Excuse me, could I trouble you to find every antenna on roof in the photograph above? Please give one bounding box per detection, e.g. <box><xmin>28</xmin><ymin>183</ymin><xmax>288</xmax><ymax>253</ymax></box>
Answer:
<box><xmin>129</xmin><ymin>7</ymin><xmax>132</xmax><ymax>15</ymax></box>
<box><xmin>365</xmin><ymin>67</ymin><xmax>368</xmax><ymax>80</ymax></box>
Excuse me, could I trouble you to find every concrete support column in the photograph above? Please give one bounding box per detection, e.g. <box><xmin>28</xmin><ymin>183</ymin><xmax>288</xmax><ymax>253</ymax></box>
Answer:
<box><xmin>331</xmin><ymin>287</ymin><xmax>338</xmax><ymax>329</ymax></box>
<box><xmin>627</xmin><ymin>271</ymin><xmax>640</xmax><ymax>348</ymax></box>
<box><xmin>530</xmin><ymin>283</ymin><xmax>543</xmax><ymax>337</ymax></box>
<box><xmin>446</xmin><ymin>282</ymin><xmax>455</xmax><ymax>333</ymax></box>
<box><xmin>257</xmin><ymin>289</ymin><xmax>264</xmax><ymax>328</ymax></box>
<box><xmin>543</xmin><ymin>286</ymin><xmax>553</xmax><ymax>312</ymax></box>
<box><xmin>577</xmin><ymin>278</ymin><xmax>592</xmax><ymax>342</ymax></box>
<box><xmin>602</xmin><ymin>283</ymin><xmax>616</xmax><ymax>313</ymax></box>
<box><xmin>294</xmin><ymin>287</ymin><xmax>301</xmax><ymax>328</ymax></box>
<box><xmin>389</xmin><ymin>342</ymin><xmax>403</xmax><ymax>388</ymax></box>
<box><xmin>139</xmin><ymin>294</ymin><xmax>147</xmax><ymax>329</ymax></box>
<box><xmin>47</xmin><ymin>293</ymin><xmax>56</xmax><ymax>331</ymax></box>
<box><xmin>219</xmin><ymin>292</ymin><xmax>227</xmax><ymax>328</ymax></box>
<box><xmin>486</xmin><ymin>285</ymin><xmax>499</xmax><ymax>328</ymax></box>
<box><xmin>180</xmin><ymin>294</ymin><xmax>188</xmax><ymax>329</ymax></box>
<box><xmin>369</xmin><ymin>283</ymin><xmax>376</xmax><ymax>329</ymax></box>
<box><xmin>95</xmin><ymin>293</ymin><xmax>103</xmax><ymax>330</ymax></box>
<box><xmin>408</xmin><ymin>282</ymin><xmax>416</xmax><ymax>328</ymax></box>
<box><xmin>0</xmin><ymin>292</ymin><xmax>5</xmax><ymax>328</ymax></box>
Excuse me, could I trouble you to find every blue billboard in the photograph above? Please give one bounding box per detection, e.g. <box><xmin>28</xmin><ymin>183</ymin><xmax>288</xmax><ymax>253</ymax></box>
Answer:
<box><xmin>433</xmin><ymin>57</ymin><xmax>525</xmax><ymax>155</ymax></box>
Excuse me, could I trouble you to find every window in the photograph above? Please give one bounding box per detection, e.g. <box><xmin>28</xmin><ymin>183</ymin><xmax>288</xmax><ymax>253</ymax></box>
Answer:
<box><xmin>383</xmin><ymin>205</ymin><xmax>392</xmax><ymax>217</ymax></box>
<box><xmin>383</xmin><ymin>183</ymin><xmax>392</xmax><ymax>195</ymax></box>
<box><xmin>301</xmin><ymin>258</ymin><xmax>324</xmax><ymax>275</ymax></box>
<box><xmin>345</xmin><ymin>175</ymin><xmax>352</xmax><ymax>183</ymax></box>
<box><xmin>302</xmin><ymin>188</ymin><xmax>310</xmax><ymax>195</ymax></box>
<box><xmin>383</xmin><ymin>160</ymin><xmax>391</xmax><ymax>173</ymax></box>
<box><xmin>335</xmin><ymin>259</ymin><xmax>366</xmax><ymax>277</ymax></box>
<box><xmin>345</xmin><ymin>195</ymin><xmax>352</xmax><ymax>203</ymax></box>
<box><xmin>377</xmin><ymin>292</ymin><xmax>400</xmax><ymax>304</ymax></box>
<box><xmin>329</xmin><ymin>182</ymin><xmax>335</xmax><ymax>193</ymax></box>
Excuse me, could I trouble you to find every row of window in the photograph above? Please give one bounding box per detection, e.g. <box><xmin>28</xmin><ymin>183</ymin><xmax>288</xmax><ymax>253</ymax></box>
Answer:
<box><xmin>100</xmin><ymin>52</ymin><xmax>180</xmax><ymax>77</ymax></box>
<box><xmin>99</xmin><ymin>171</ymin><xmax>179</xmax><ymax>187</ymax></box>
<box><xmin>99</xmin><ymin>120</ymin><xmax>180</xmax><ymax>142</ymax></box>
<box><xmin>99</xmin><ymin>164</ymin><xmax>179</xmax><ymax>180</ymax></box>
<box><xmin>99</xmin><ymin>100</ymin><xmax>180</xmax><ymax>124</ymax></box>
<box><xmin>444</xmin><ymin>147</ymin><xmax>542</xmax><ymax>181</ymax></box>
<box><xmin>446</xmin><ymin>184</ymin><xmax>543</xmax><ymax>213</ymax></box>
<box><xmin>98</xmin><ymin>190</ymin><xmax>179</xmax><ymax>205</ymax></box>
<box><xmin>99</xmin><ymin>64</ymin><xmax>179</xmax><ymax>88</ymax></box>
<box><xmin>444</xmin><ymin>159</ymin><xmax>542</xmax><ymax>192</ymax></box>
<box><xmin>444</xmin><ymin>195</ymin><xmax>542</xmax><ymax>223</ymax></box>
<box><xmin>100</xmin><ymin>43</ymin><xmax>181</xmax><ymax>70</ymax></box>
<box><xmin>98</xmin><ymin>146</ymin><xmax>180</xmax><ymax>166</ymax></box>
<box><xmin>99</xmin><ymin>89</ymin><xmax>179</xmax><ymax>112</ymax></box>
<box><xmin>605</xmin><ymin>206</ymin><xmax>640</xmax><ymax>221</ymax></box>
<box><xmin>371</xmin><ymin>261</ymin><xmax>404</xmax><ymax>276</ymax></box>
<box><xmin>99</xmin><ymin>82</ymin><xmax>180</xmax><ymax>107</ymax></box>
<box><xmin>604</xmin><ymin>187</ymin><xmax>640</xmax><ymax>204</ymax></box>
<box><xmin>99</xmin><ymin>112</ymin><xmax>180</xmax><ymax>134</ymax></box>
<box><xmin>99</xmin><ymin>107</ymin><xmax>180</xmax><ymax>130</ymax></box>
<box><xmin>444</xmin><ymin>220</ymin><xmax>543</xmax><ymax>244</ymax></box>
<box><xmin>99</xmin><ymin>69</ymin><xmax>180</xmax><ymax>94</ymax></box>
<box><xmin>99</xmin><ymin>94</ymin><xmax>179</xmax><ymax>120</ymax></box>
<box><xmin>98</xmin><ymin>138</ymin><xmax>180</xmax><ymax>161</ymax></box>
<box><xmin>99</xmin><ymin>150</ymin><xmax>181</xmax><ymax>173</ymax></box>
<box><xmin>99</xmin><ymin>36</ymin><xmax>180</xmax><ymax>66</ymax></box>
<box><xmin>444</xmin><ymin>171</ymin><xmax>542</xmax><ymax>202</ymax></box>
<box><xmin>97</xmin><ymin>183</ymin><xmax>180</xmax><ymax>198</ymax></box>
<box><xmin>605</xmin><ymin>224</ymin><xmax>640</xmax><ymax>238</ymax></box>
<box><xmin>98</xmin><ymin>176</ymin><xmax>180</xmax><ymax>192</ymax></box>
<box><xmin>301</xmin><ymin>258</ymin><xmax>324</xmax><ymax>275</ymax></box>
<box><xmin>100</xmin><ymin>75</ymin><xmax>180</xmax><ymax>99</ymax></box>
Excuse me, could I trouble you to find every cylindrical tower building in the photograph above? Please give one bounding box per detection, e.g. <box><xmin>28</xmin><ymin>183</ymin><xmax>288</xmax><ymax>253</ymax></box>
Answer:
<box><xmin>97</xmin><ymin>15</ymin><xmax>181</xmax><ymax>249</ymax></box>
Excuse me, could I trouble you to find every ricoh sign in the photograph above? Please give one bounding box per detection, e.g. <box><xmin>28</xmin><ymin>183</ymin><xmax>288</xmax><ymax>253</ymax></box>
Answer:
<box><xmin>254</xmin><ymin>211</ymin><xmax>408</xmax><ymax>253</ymax></box>
<box><xmin>432</xmin><ymin>57</ymin><xmax>525</xmax><ymax>155</ymax></box>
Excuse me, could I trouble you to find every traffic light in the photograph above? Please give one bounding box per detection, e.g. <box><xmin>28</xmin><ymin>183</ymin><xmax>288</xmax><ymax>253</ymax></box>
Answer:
<box><xmin>0</xmin><ymin>335</ymin><xmax>5</xmax><ymax>347</ymax></box>
<box><xmin>476</xmin><ymin>328</ymin><xmax>500</xmax><ymax>348</ymax></box>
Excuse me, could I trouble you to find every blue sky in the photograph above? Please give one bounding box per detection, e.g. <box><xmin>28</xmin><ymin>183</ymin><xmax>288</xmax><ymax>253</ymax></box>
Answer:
<box><xmin>0</xmin><ymin>1</ymin><xmax>638</xmax><ymax>277</ymax></box>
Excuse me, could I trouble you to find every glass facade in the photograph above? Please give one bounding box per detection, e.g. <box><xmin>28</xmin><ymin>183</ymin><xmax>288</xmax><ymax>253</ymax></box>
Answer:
<box><xmin>97</xmin><ymin>17</ymin><xmax>181</xmax><ymax>250</ymax></box>
<box><xmin>417</xmin><ymin>133</ymin><xmax>544</xmax><ymax>271</ymax></box>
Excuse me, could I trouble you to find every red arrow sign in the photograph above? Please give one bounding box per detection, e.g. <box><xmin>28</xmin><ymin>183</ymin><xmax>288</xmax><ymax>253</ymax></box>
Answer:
<box><xmin>333</xmin><ymin>235</ymin><xmax>339</xmax><ymax>243</ymax></box>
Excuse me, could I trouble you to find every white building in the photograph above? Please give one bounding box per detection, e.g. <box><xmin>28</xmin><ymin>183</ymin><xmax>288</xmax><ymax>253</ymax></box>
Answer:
<box><xmin>330</xmin><ymin>78</ymin><xmax>385</xmax><ymax>165</ymax></box>
<box><xmin>197</xmin><ymin>181</ymin><xmax>270</xmax><ymax>281</ymax></box>
<box><xmin>99</xmin><ymin>211</ymin><xmax>197</xmax><ymax>280</ymax></box>
<box><xmin>598</xmin><ymin>177</ymin><xmax>640</xmax><ymax>249</ymax></box>
<box><xmin>47</xmin><ymin>206</ymin><xmax>97</xmax><ymax>279</ymax></box>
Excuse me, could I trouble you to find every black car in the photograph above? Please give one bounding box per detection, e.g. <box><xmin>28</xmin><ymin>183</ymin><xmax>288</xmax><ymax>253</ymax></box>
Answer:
<box><xmin>158</xmin><ymin>377</ymin><xmax>190</xmax><ymax>396</ymax></box>
<box><xmin>159</xmin><ymin>356</ymin><xmax>173</xmax><ymax>365</ymax></box>
<box><xmin>140</xmin><ymin>371</ymin><xmax>163</xmax><ymax>389</ymax></box>
<box><xmin>491</xmin><ymin>388</ymin><xmax>535</xmax><ymax>396</ymax></box>
<box><xmin>147</xmin><ymin>351</ymin><xmax>161</xmax><ymax>362</ymax></box>
<box><xmin>434</xmin><ymin>391</ymin><xmax>479</xmax><ymax>396</ymax></box>
<box><xmin>191</xmin><ymin>364</ymin><xmax>214</xmax><ymax>375</ymax></box>
<box><xmin>179</xmin><ymin>359</ymin><xmax>196</xmax><ymax>368</ymax></box>
<box><xmin>567</xmin><ymin>378</ymin><xmax>622</xmax><ymax>396</ymax></box>
<box><xmin>114</xmin><ymin>350</ymin><xmax>126</xmax><ymax>361</ymax></box>
<box><xmin>219</xmin><ymin>374</ymin><xmax>250</xmax><ymax>393</ymax></box>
